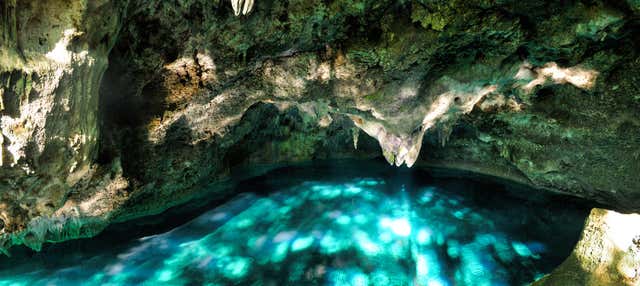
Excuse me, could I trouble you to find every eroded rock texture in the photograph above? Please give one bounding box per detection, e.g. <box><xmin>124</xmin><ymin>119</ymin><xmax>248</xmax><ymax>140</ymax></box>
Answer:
<box><xmin>534</xmin><ymin>208</ymin><xmax>640</xmax><ymax>286</ymax></box>
<box><xmin>0</xmin><ymin>0</ymin><xmax>639</xmax><ymax>273</ymax></box>
<box><xmin>0</xmin><ymin>0</ymin><xmax>127</xmax><ymax>251</ymax></box>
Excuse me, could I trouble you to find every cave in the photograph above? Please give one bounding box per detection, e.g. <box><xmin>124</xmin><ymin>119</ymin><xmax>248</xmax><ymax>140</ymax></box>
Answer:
<box><xmin>1</xmin><ymin>0</ymin><xmax>640</xmax><ymax>285</ymax></box>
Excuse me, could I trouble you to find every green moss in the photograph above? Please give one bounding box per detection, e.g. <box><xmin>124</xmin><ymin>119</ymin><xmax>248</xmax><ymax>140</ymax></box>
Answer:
<box><xmin>346</xmin><ymin>24</ymin><xmax>439</xmax><ymax>74</ymax></box>
<box><xmin>274</xmin><ymin>132</ymin><xmax>320</xmax><ymax>160</ymax></box>
<box><xmin>575</xmin><ymin>11</ymin><xmax>623</xmax><ymax>40</ymax></box>
<box><xmin>628</xmin><ymin>0</ymin><xmax>640</xmax><ymax>13</ymax></box>
<box><xmin>363</xmin><ymin>91</ymin><xmax>386</xmax><ymax>104</ymax></box>
<box><xmin>411</xmin><ymin>3</ymin><xmax>451</xmax><ymax>31</ymax></box>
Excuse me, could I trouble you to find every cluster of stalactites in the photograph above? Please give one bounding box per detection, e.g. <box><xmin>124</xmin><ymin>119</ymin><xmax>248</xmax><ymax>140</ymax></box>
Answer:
<box><xmin>231</xmin><ymin>0</ymin><xmax>254</xmax><ymax>16</ymax></box>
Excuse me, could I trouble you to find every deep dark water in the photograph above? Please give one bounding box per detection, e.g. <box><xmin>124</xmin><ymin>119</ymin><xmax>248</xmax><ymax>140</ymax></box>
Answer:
<box><xmin>0</xmin><ymin>160</ymin><xmax>591</xmax><ymax>286</ymax></box>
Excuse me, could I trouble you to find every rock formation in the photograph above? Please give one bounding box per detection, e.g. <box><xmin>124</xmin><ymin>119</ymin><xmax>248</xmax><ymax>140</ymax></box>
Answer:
<box><xmin>1</xmin><ymin>0</ymin><xmax>639</xmax><ymax>283</ymax></box>
<box><xmin>534</xmin><ymin>208</ymin><xmax>640</xmax><ymax>286</ymax></box>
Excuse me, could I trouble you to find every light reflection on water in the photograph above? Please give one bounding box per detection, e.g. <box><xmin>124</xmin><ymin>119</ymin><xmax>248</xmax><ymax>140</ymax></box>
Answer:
<box><xmin>0</xmin><ymin>167</ymin><xmax>588</xmax><ymax>286</ymax></box>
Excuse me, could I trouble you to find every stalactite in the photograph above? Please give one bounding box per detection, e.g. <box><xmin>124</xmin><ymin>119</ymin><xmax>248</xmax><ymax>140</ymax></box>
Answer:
<box><xmin>231</xmin><ymin>0</ymin><xmax>254</xmax><ymax>16</ymax></box>
<box><xmin>352</xmin><ymin>127</ymin><xmax>359</xmax><ymax>150</ymax></box>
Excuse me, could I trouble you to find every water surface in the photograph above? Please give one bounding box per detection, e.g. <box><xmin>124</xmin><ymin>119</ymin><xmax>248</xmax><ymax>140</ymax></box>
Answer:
<box><xmin>0</xmin><ymin>162</ymin><xmax>589</xmax><ymax>285</ymax></box>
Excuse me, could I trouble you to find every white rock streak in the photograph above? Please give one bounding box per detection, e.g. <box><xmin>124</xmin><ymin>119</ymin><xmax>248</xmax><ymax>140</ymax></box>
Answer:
<box><xmin>45</xmin><ymin>29</ymin><xmax>89</xmax><ymax>65</ymax></box>
<box><xmin>519</xmin><ymin>62</ymin><xmax>598</xmax><ymax>92</ymax></box>
<box><xmin>231</xmin><ymin>0</ymin><xmax>254</xmax><ymax>16</ymax></box>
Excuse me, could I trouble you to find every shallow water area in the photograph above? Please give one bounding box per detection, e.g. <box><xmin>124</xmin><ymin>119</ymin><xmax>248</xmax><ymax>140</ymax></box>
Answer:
<box><xmin>0</xmin><ymin>162</ymin><xmax>590</xmax><ymax>285</ymax></box>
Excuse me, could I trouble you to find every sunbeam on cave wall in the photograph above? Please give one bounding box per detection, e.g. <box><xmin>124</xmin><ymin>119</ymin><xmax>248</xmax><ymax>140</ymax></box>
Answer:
<box><xmin>0</xmin><ymin>162</ymin><xmax>589</xmax><ymax>286</ymax></box>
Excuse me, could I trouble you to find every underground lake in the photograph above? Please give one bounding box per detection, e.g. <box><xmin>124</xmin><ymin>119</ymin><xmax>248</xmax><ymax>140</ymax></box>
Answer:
<box><xmin>0</xmin><ymin>160</ymin><xmax>591</xmax><ymax>286</ymax></box>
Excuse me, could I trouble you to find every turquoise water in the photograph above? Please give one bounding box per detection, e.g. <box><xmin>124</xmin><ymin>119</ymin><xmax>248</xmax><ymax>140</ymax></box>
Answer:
<box><xmin>0</xmin><ymin>163</ymin><xmax>588</xmax><ymax>285</ymax></box>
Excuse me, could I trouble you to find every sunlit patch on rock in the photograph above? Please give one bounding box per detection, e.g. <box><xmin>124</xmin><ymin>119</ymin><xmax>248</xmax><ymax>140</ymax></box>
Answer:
<box><xmin>518</xmin><ymin>62</ymin><xmax>599</xmax><ymax>93</ymax></box>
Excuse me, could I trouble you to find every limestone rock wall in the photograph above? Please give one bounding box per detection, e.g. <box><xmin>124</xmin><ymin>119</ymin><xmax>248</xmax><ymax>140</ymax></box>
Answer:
<box><xmin>0</xmin><ymin>0</ymin><xmax>127</xmax><ymax>251</ymax></box>
<box><xmin>0</xmin><ymin>0</ymin><xmax>639</xmax><ymax>266</ymax></box>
